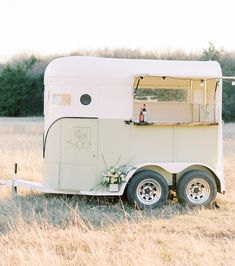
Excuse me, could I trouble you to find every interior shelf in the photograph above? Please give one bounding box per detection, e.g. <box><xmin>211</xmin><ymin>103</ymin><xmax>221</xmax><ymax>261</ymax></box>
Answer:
<box><xmin>133</xmin><ymin>121</ymin><xmax>219</xmax><ymax>126</ymax></box>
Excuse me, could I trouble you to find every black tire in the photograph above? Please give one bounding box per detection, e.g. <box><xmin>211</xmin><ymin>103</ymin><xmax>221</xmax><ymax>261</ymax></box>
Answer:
<box><xmin>127</xmin><ymin>170</ymin><xmax>169</xmax><ymax>209</ymax></box>
<box><xmin>176</xmin><ymin>170</ymin><xmax>217</xmax><ymax>207</ymax></box>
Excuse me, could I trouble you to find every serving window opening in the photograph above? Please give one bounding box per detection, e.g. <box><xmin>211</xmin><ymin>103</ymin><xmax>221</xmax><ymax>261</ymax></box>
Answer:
<box><xmin>133</xmin><ymin>76</ymin><xmax>219</xmax><ymax>125</ymax></box>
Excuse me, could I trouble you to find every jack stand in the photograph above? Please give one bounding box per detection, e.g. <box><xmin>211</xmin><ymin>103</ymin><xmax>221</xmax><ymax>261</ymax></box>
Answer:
<box><xmin>12</xmin><ymin>163</ymin><xmax>18</xmax><ymax>196</ymax></box>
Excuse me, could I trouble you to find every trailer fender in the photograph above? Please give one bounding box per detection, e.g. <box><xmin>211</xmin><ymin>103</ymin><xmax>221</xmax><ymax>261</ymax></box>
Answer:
<box><xmin>119</xmin><ymin>162</ymin><xmax>224</xmax><ymax>195</ymax></box>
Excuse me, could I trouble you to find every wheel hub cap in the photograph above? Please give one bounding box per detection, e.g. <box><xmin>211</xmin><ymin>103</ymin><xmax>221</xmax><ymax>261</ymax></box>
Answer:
<box><xmin>137</xmin><ymin>179</ymin><xmax>162</xmax><ymax>205</ymax></box>
<box><xmin>186</xmin><ymin>178</ymin><xmax>210</xmax><ymax>204</ymax></box>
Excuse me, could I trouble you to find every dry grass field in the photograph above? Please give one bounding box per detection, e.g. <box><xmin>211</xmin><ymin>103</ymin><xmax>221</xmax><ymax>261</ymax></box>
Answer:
<box><xmin>0</xmin><ymin>117</ymin><xmax>235</xmax><ymax>266</ymax></box>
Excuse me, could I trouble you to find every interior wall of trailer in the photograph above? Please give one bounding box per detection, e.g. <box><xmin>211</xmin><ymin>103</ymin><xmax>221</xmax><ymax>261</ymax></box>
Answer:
<box><xmin>133</xmin><ymin>79</ymin><xmax>218</xmax><ymax>123</ymax></box>
<box><xmin>133</xmin><ymin>102</ymin><xmax>193</xmax><ymax>122</ymax></box>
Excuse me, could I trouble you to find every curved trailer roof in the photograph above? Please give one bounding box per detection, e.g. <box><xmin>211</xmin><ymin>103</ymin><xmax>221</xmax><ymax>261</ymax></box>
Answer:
<box><xmin>44</xmin><ymin>56</ymin><xmax>223</xmax><ymax>86</ymax></box>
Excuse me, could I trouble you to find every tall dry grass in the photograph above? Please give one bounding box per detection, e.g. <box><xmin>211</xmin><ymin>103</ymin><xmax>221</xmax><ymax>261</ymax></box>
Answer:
<box><xmin>0</xmin><ymin>118</ymin><xmax>235</xmax><ymax>266</ymax></box>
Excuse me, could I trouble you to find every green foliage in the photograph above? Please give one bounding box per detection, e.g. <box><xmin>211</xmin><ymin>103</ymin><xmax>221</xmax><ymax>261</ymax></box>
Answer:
<box><xmin>222</xmin><ymin>83</ymin><xmax>235</xmax><ymax>121</ymax></box>
<box><xmin>0</xmin><ymin>57</ymin><xmax>44</xmax><ymax>116</ymax></box>
<box><xmin>220</xmin><ymin>53</ymin><xmax>235</xmax><ymax>121</ymax></box>
<box><xmin>201</xmin><ymin>42</ymin><xmax>224</xmax><ymax>61</ymax></box>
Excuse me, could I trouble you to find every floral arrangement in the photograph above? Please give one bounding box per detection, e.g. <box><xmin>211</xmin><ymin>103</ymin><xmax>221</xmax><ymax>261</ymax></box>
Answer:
<box><xmin>102</xmin><ymin>165</ymin><xmax>134</xmax><ymax>186</ymax></box>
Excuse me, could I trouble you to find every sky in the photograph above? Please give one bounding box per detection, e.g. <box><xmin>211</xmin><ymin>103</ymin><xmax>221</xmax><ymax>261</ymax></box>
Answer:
<box><xmin>0</xmin><ymin>0</ymin><xmax>235</xmax><ymax>61</ymax></box>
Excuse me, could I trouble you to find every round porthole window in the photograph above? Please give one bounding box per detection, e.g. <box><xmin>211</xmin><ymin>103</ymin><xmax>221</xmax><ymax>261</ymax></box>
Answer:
<box><xmin>80</xmin><ymin>94</ymin><xmax>92</xmax><ymax>105</ymax></box>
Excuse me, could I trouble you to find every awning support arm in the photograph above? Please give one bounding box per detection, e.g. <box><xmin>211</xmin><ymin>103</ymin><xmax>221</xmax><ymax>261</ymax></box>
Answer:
<box><xmin>133</xmin><ymin>76</ymin><xmax>143</xmax><ymax>95</ymax></box>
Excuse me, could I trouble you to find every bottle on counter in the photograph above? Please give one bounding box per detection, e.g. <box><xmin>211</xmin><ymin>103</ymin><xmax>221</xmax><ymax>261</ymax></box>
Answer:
<box><xmin>142</xmin><ymin>104</ymin><xmax>147</xmax><ymax>122</ymax></box>
<box><xmin>139</xmin><ymin>108</ymin><xmax>144</xmax><ymax>123</ymax></box>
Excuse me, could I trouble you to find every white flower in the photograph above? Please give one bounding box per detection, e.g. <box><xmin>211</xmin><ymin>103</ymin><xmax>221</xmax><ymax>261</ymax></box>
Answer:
<box><xmin>110</xmin><ymin>168</ymin><xmax>115</xmax><ymax>174</ymax></box>
<box><xmin>110</xmin><ymin>176</ymin><xmax>116</xmax><ymax>184</ymax></box>
<box><xmin>120</xmin><ymin>174</ymin><xmax>125</xmax><ymax>180</ymax></box>
<box><xmin>101</xmin><ymin>164</ymin><xmax>134</xmax><ymax>186</ymax></box>
<box><xmin>107</xmin><ymin>171</ymin><xmax>111</xmax><ymax>176</ymax></box>
<box><xmin>104</xmin><ymin>176</ymin><xmax>109</xmax><ymax>182</ymax></box>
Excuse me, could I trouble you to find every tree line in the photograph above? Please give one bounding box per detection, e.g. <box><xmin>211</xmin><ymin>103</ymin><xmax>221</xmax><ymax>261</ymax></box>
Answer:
<box><xmin>0</xmin><ymin>43</ymin><xmax>235</xmax><ymax>120</ymax></box>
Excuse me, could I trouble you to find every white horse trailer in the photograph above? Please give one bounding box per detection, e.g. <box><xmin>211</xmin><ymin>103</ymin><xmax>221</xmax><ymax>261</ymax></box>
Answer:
<box><xmin>3</xmin><ymin>56</ymin><xmax>234</xmax><ymax>209</ymax></box>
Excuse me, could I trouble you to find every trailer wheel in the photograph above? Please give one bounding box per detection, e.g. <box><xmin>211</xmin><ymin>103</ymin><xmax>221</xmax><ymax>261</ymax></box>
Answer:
<box><xmin>127</xmin><ymin>170</ymin><xmax>169</xmax><ymax>209</ymax></box>
<box><xmin>176</xmin><ymin>170</ymin><xmax>217</xmax><ymax>207</ymax></box>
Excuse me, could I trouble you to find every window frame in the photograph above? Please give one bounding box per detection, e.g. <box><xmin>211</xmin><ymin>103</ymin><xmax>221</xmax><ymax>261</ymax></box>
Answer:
<box><xmin>52</xmin><ymin>93</ymin><xmax>72</xmax><ymax>107</ymax></box>
<box><xmin>134</xmin><ymin>87</ymin><xmax>190</xmax><ymax>104</ymax></box>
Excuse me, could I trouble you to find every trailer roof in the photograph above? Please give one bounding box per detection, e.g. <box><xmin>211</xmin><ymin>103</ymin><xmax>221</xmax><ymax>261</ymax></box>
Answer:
<box><xmin>44</xmin><ymin>56</ymin><xmax>222</xmax><ymax>86</ymax></box>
